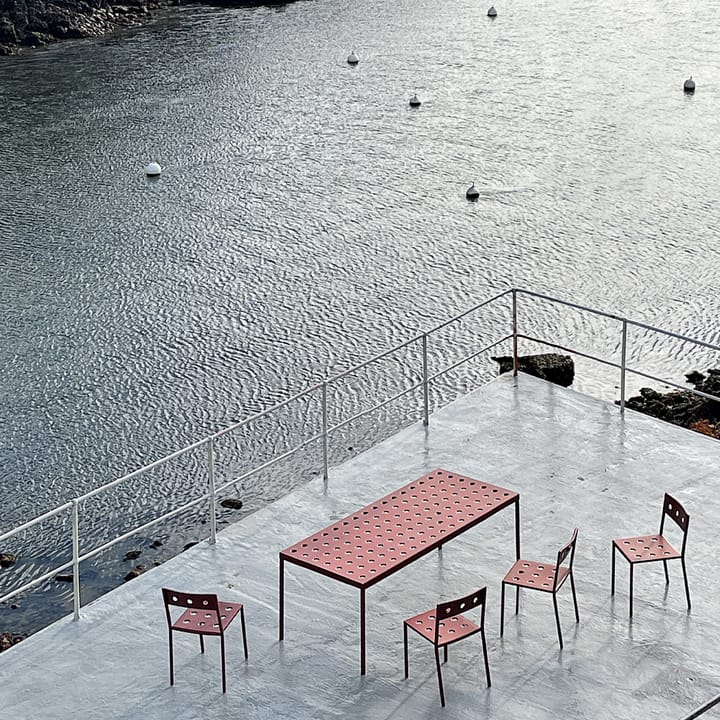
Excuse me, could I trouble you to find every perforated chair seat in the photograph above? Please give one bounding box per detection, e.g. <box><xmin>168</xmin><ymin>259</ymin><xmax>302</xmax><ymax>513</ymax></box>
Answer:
<box><xmin>613</xmin><ymin>534</ymin><xmax>681</xmax><ymax>563</ymax></box>
<box><xmin>503</xmin><ymin>559</ymin><xmax>570</xmax><ymax>592</ymax></box>
<box><xmin>405</xmin><ymin>608</ymin><xmax>481</xmax><ymax>646</ymax></box>
<box><xmin>171</xmin><ymin>601</ymin><xmax>243</xmax><ymax>636</ymax></box>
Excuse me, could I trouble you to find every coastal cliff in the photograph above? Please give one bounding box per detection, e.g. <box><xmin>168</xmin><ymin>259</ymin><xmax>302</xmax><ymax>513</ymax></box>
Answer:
<box><xmin>0</xmin><ymin>0</ymin><xmax>172</xmax><ymax>55</ymax></box>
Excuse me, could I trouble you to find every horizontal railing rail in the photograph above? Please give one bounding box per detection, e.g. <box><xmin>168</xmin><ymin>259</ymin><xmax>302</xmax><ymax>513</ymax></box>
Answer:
<box><xmin>1</xmin><ymin>287</ymin><xmax>718</xmax><ymax>626</ymax></box>
<box><xmin>680</xmin><ymin>694</ymin><xmax>720</xmax><ymax>720</ymax></box>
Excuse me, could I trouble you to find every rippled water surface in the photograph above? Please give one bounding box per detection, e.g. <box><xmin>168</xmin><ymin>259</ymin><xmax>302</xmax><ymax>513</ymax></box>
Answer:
<box><xmin>1</xmin><ymin>0</ymin><xmax>719</xmax><ymax>633</ymax></box>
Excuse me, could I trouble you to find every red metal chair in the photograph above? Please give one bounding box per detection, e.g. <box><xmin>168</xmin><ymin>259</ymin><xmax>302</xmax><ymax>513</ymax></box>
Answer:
<box><xmin>611</xmin><ymin>493</ymin><xmax>691</xmax><ymax>616</ymax></box>
<box><xmin>162</xmin><ymin>588</ymin><xmax>248</xmax><ymax>693</ymax></box>
<box><xmin>500</xmin><ymin>528</ymin><xmax>579</xmax><ymax>649</ymax></box>
<box><xmin>403</xmin><ymin>587</ymin><xmax>491</xmax><ymax>707</ymax></box>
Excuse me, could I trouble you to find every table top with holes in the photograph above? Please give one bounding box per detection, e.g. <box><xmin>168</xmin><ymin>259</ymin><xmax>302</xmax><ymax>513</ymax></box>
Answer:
<box><xmin>280</xmin><ymin>468</ymin><xmax>519</xmax><ymax>589</ymax></box>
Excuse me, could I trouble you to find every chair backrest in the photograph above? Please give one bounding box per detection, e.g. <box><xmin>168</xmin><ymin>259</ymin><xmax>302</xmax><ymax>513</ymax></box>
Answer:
<box><xmin>162</xmin><ymin>588</ymin><xmax>220</xmax><ymax>628</ymax></box>
<box><xmin>553</xmin><ymin>527</ymin><xmax>579</xmax><ymax>591</ymax></box>
<box><xmin>660</xmin><ymin>494</ymin><xmax>690</xmax><ymax>554</ymax></box>
<box><xmin>434</xmin><ymin>587</ymin><xmax>487</xmax><ymax>644</ymax></box>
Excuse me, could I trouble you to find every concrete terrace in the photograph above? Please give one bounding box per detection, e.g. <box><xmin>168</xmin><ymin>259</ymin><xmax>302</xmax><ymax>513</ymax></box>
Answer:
<box><xmin>2</xmin><ymin>373</ymin><xmax>719</xmax><ymax>720</ymax></box>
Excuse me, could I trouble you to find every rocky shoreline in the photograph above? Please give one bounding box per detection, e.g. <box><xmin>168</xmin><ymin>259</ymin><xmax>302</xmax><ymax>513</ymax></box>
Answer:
<box><xmin>0</xmin><ymin>0</ymin><xmax>173</xmax><ymax>56</ymax></box>
<box><xmin>622</xmin><ymin>368</ymin><xmax>720</xmax><ymax>439</ymax></box>
<box><xmin>0</xmin><ymin>497</ymin><xmax>243</xmax><ymax>651</ymax></box>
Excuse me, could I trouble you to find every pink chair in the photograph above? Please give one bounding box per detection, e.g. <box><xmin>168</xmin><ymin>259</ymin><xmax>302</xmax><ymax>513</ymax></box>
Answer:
<box><xmin>611</xmin><ymin>493</ymin><xmax>690</xmax><ymax>616</ymax></box>
<box><xmin>500</xmin><ymin>528</ymin><xmax>579</xmax><ymax>649</ymax></box>
<box><xmin>162</xmin><ymin>588</ymin><xmax>248</xmax><ymax>693</ymax></box>
<box><xmin>403</xmin><ymin>587</ymin><xmax>491</xmax><ymax>707</ymax></box>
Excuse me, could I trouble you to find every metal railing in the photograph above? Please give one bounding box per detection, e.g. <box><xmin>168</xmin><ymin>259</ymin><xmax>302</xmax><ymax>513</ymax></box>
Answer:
<box><xmin>1</xmin><ymin>288</ymin><xmax>719</xmax><ymax>623</ymax></box>
<box><xmin>681</xmin><ymin>694</ymin><xmax>720</xmax><ymax>720</ymax></box>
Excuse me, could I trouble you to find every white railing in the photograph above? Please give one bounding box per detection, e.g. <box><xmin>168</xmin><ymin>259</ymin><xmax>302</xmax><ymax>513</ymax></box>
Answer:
<box><xmin>1</xmin><ymin>288</ymin><xmax>719</xmax><ymax>623</ymax></box>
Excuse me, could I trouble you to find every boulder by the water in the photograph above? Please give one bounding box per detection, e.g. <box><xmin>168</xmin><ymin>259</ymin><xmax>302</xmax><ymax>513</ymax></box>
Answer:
<box><xmin>622</xmin><ymin>368</ymin><xmax>720</xmax><ymax>435</ymax></box>
<box><xmin>491</xmin><ymin>353</ymin><xmax>575</xmax><ymax>387</ymax></box>
<box><xmin>220</xmin><ymin>498</ymin><xmax>244</xmax><ymax>510</ymax></box>
<box><xmin>0</xmin><ymin>632</ymin><xmax>25</xmax><ymax>652</ymax></box>
<box><xmin>0</xmin><ymin>552</ymin><xmax>17</xmax><ymax>568</ymax></box>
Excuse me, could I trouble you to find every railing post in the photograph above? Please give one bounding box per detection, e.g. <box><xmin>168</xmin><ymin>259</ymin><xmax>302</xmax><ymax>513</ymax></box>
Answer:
<box><xmin>322</xmin><ymin>382</ymin><xmax>329</xmax><ymax>492</ymax></box>
<box><xmin>512</xmin><ymin>289</ymin><xmax>519</xmax><ymax>376</ymax></box>
<box><xmin>72</xmin><ymin>499</ymin><xmax>80</xmax><ymax>621</ymax></box>
<box><xmin>422</xmin><ymin>333</ymin><xmax>429</xmax><ymax>426</ymax></box>
<box><xmin>207</xmin><ymin>438</ymin><xmax>218</xmax><ymax>544</ymax></box>
<box><xmin>620</xmin><ymin>319</ymin><xmax>628</xmax><ymax>415</ymax></box>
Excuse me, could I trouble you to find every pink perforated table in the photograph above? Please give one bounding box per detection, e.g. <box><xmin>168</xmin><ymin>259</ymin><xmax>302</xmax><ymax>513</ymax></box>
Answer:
<box><xmin>279</xmin><ymin>468</ymin><xmax>520</xmax><ymax>674</ymax></box>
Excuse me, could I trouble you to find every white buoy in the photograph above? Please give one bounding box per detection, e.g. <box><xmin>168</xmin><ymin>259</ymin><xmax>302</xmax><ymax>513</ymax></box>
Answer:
<box><xmin>347</xmin><ymin>50</ymin><xmax>359</xmax><ymax>65</ymax></box>
<box><xmin>683</xmin><ymin>76</ymin><xmax>695</xmax><ymax>93</ymax></box>
<box><xmin>409</xmin><ymin>93</ymin><xmax>421</xmax><ymax>107</ymax></box>
<box><xmin>144</xmin><ymin>162</ymin><xmax>162</xmax><ymax>177</ymax></box>
<box><xmin>466</xmin><ymin>183</ymin><xmax>480</xmax><ymax>200</ymax></box>
<box><xmin>487</xmin><ymin>5</ymin><xmax>497</xmax><ymax>17</ymax></box>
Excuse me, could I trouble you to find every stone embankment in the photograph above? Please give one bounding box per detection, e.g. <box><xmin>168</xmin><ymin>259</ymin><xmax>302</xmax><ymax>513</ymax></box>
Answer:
<box><xmin>0</xmin><ymin>0</ymin><xmax>171</xmax><ymax>55</ymax></box>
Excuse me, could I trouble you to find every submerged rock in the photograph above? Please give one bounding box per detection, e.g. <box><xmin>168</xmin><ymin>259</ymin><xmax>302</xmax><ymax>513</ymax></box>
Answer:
<box><xmin>491</xmin><ymin>353</ymin><xmax>575</xmax><ymax>387</ymax></box>
<box><xmin>123</xmin><ymin>565</ymin><xmax>145</xmax><ymax>581</ymax></box>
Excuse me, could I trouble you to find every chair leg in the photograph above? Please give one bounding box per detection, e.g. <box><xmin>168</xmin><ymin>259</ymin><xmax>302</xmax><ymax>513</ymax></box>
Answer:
<box><xmin>481</xmin><ymin>626</ymin><xmax>491</xmax><ymax>687</ymax></box>
<box><xmin>434</xmin><ymin>645</ymin><xmax>446</xmax><ymax>707</ymax></box>
<box><xmin>611</xmin><ymin>544</ymin><xmax>616</xmax><ymax>595</ymax></box>
<box><xmin>552</xmin><ymin>593</ymin><xmax>563</xmax><ymax>649</ymax></box>
<box><xmin>403</xmin><ymin>623</ymin><xmax>409</xmax><ymax>679</ymax></box>
<box><xmin>500</xmin><ymin>582</ymin><xmax>505</xmax><ymax>637</ymax></box>
<box><xmin>570</xmin><ymin>573</ymin><xmax>580</xmax><ymax>623</ymax></box>
<box><xmin>681</xmin><ymin>557</ymin><xmax>691</xmax><ymax>611</ymax></box>
<box><xmin>515</xmin><ymin>585</ymin><xmax>520</xmax><ymax>615</ymax></box>
<box><xmin>663</xmin><ymin>558</ymin><xmax>670</xmax><ymax>584</ymax></box>
<box><xmin>168</xmin><ymin>630</ymin><xmax>175</xmax><ymax>686</ymax></box>
<box><xmin>200</xmin><ymin>634</ymin><xmax>205</xmax><ymax>654</ymax></box>
<box><xmin>443</xmin><ymin>645</ymin><xmax>448</xmax><ymax>663</ymax></box>
<box><xmin>220</xmin><ymin>634</ymin><xmax>227</xmax><ymax>694</ymax></box>
<box><xmin>629</xmin><ymin>563</ymin><xmax>634</xmax><ymax>618</ymax></box>
<box><xmin>241</xmin><ymin>607</ymin><xmax>249</xmax><ymax>659</ymax></box>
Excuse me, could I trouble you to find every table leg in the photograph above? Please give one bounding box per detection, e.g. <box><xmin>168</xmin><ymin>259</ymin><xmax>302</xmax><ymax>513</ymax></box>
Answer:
<box><xmin>279</xmin><ymin>556</ymin><xmax>285</xmax><ymax>641</ymax></box>
<box><xmin>360</xmin><ymin>588</ymin><xmax>366</xmax><ymax>675</ymax></box>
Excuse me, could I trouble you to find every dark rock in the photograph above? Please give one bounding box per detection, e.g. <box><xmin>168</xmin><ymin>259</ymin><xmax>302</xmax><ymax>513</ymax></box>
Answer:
<box><xmin>0</xmin><ymin>0</ymin><xmax>171</xmax><ymax>55</ymax></box>
<box><xmin>0</xmin><ymin>632</ymin><xmax>25</xmax><ymax>652</ymax></box>
<box><xmin>55</xmin><ymin>573</ymin><xmax>73</xmax><ymax>583</ymax></box>
<box><xmin>123</xmin><ymin>565</ymin><xmax>145</xmax><ymax>581</ymax></box>
<box><xmin>491</xmin><ymin>353</ymin><xmax>575</xmax><ymax>387</ymax></box>
<box><xmin>622</xmin><ymin>366</ymin><xmax>720</xmax><ymax>433</ymax></box>
<box><xmin>220</xmin><ymin>498</ymin><xmax>243</xmax><ymax>510</ymax></box>
<box><xmin>0</xmin><ymin>553</ymin><xmax>17</xmax><ymax>568</ymax></box>
<box><xmin>149</xmin><ymin>539</ymin><xmax>163</xmax><ymax>548</ymax></box>
<box><xmin>123</xmin><ymin>550</ymin><xmax>142</xmax><ymax>561</ymax></box>
<box><xmin>183</xmin><ymin>541</ymin><xmax>198</xmax><ymax>551</ymax></box>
